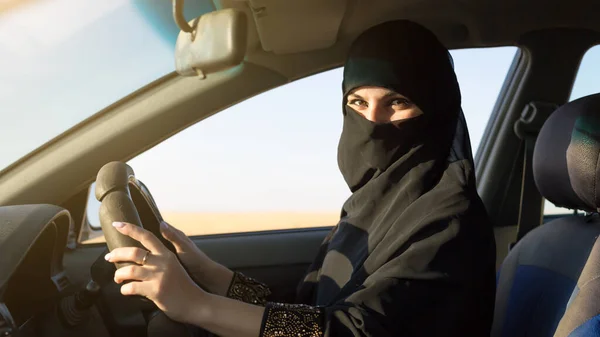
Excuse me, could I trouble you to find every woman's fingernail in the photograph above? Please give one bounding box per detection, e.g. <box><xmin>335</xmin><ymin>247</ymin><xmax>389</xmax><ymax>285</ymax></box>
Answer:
<box><xmin>160</xmin><ymin>221</ymin><xmax>168</xmax><ymax>230</ymax></box>
<box><xmin>104</xmin><ymin>253</ymin><xmax>111</xmax><ymax>261</ymax></box>
<box><xmin>112</xmin><ymin>221</ymin><xmax>126</xmax><ymax>228</ymax></box>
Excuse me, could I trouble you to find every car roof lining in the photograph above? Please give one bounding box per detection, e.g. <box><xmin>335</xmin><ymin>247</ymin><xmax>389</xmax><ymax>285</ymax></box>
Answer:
<box><xmin>222</xmin><ymin>0</ymin><xmax>600</xmax><ymax>58</ymax></box>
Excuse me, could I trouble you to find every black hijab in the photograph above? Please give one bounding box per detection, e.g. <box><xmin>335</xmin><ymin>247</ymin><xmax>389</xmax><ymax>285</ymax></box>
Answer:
<box><xmin>339</xmin><ymin>20</ymin><xmax>468</xmax><ymax>191</ymax></box>
<box><xmin>295</xmin><ymin>20</ymin><xmax>496</xmax><ymax>337</ymax></box>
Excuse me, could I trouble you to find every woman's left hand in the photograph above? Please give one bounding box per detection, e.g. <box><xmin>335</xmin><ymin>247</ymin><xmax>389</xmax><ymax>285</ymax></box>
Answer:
<box><xmin>105</xmin><ymin>221</ymin><xmax>205</xmax><ymax>324</ymax></box>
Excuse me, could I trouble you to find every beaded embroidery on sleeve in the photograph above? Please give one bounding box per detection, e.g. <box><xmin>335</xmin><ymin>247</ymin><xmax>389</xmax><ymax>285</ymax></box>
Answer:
<box><xmin>226</xmin><ymin>272</ymin><xmax>272</xmax><ymax>306</ymax></box>
<box><xmin>260</xmin><ymin>303</ymin><xmax>324</xmax><ymax>337</ymax></box>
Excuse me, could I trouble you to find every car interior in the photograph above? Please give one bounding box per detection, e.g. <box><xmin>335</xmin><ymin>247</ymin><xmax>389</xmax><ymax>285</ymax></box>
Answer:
<box><xmin>1</xmin><ymin>0</ymin><xmax>600</xmax><ymax>336</ymax></box>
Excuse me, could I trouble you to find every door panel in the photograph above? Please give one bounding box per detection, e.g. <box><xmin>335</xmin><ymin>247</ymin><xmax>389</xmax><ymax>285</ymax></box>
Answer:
<box><xmin>64</xmin><ymin>227</ymin><xmax>331</xmax><ymax>302</ymax></box>
<box><xmin>197</xmin><ymin>227</ymin><xmax>330</xmax><ymax>301</ymax></box>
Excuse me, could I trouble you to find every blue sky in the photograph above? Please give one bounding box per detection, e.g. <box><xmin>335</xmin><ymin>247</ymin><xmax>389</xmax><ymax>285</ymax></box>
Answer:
<box><xmin>1</xmin><ymin>1</ymin><xmax>599</xmax><ymax>219</ymax></box>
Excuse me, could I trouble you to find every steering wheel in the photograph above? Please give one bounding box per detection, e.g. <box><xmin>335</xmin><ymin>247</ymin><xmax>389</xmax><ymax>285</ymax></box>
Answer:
<box><xmin>95</xmin><ymin>161</ymin><xmax>175</xmax><ymax>260</ymax></box>
<box><xmin>95</xmin><ymin>161</ymin><xmax>196</xmax><ymax>336</ymax></box>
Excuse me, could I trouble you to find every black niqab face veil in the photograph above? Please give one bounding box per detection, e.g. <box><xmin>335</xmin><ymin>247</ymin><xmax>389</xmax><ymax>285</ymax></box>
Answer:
<box><xmin>338</xmin><ymin>20</ymin><xmax>468</xmax><ymax>192</ymax></box>
<box><xmin>295</xmin><ymin>20</ymin><xmax>496</xmax><ymax>337</ymax></box>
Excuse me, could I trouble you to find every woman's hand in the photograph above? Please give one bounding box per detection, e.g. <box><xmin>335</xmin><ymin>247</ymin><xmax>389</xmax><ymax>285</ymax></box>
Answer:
<box><xmin>105</xmin><ymin>221</ymin><xmax>205</xmax><ymax>324</ymax></box>
<box><xmin>159</xmin><ymin>221</ymin><xmax>234</xmax><ymax>296</ymax></box>
<box><xmin>106</xmin><ymin>221</ymin><xmax>266</xmax><ymax>337</ymax></box>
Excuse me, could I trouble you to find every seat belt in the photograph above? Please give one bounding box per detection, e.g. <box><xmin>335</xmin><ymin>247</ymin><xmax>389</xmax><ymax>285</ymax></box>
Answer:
<box><xmin>511</xmin><ymin>102</ymin><xmax>558</xmax><ymax>248</ymax></box>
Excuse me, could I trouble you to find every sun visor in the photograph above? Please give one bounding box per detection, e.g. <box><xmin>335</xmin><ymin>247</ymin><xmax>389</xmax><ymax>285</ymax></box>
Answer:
<box><xmin>175</xmin><ymin>8</ymin><xmax>248</xmax><ymax>78</ymax></box>
<box><xmin>248</xmin><ymin>0</ymin><xmax>347</xmax><ymax>54</ymax></box>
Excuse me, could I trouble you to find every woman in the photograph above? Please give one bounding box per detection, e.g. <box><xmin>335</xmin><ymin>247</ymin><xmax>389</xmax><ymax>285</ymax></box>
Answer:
<box><xmin>105</xmin><ymin>20</ymin><xmax>497</xmax><ymax>336</ymax></box>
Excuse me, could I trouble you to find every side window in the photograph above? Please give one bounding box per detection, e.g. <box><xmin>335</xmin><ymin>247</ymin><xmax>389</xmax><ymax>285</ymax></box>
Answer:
<box><xmin>82</xmin><ymin>46</ymin><xmax>518</xmax><ymax>243</ymax></box>
<box><xmin>543</xmin><ymin>45</ymin><xmax>600</xmax><ymax>218</ymax></box>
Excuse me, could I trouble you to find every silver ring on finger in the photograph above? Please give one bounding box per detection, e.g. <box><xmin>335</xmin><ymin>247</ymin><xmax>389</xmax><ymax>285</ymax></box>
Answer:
<box><xmin>141</xmin><ymin>250</ymin><xmax>151</xmax><ymax>265</ymax></box>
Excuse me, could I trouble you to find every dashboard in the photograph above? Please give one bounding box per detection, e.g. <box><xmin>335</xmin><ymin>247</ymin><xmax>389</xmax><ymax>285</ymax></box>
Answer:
<box><xmin>0</xmin><ymin>205</ymin><xmax>73</xmax><ymax>335</ymax></box>
<box><xmin>0</xmin><ymin>202</ymin><xmax>193</xmax><ymax>337</ymax></box>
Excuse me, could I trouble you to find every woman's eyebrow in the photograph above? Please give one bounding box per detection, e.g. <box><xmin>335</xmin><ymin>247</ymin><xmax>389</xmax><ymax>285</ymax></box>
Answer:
<box><xmin>347</xmin><ymin>93</ymin><xmax>364</xmax><ymax>100</ymax></box>
<box><xmin>382</xmin><ymin>91</ymin><xmax>405</xmax><ymax>98</ymax></box>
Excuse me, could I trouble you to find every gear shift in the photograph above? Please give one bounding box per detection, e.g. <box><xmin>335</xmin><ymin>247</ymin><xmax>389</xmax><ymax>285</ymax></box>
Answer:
<box><xmin>58</xmin><ymin>280</ymin><xmax>101</xmax><ymax>327</ymax></box>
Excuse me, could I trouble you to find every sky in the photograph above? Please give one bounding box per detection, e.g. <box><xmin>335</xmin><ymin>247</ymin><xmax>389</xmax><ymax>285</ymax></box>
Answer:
<box><xmin>1</xmin><ymin>0</ymin><xmax>600</xmax><ymax>225</ymax></box>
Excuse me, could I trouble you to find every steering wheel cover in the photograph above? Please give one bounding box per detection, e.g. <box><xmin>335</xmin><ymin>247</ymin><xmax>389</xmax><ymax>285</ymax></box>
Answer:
<box><xmin>95</xmin><ymin>161</ymin><xmax>172</xmax><ymax>269</ymax></box>
<box><xmin>95</xmin><ymin>161</ymin><xmax>196</xmax><ymax>336</ymax></box>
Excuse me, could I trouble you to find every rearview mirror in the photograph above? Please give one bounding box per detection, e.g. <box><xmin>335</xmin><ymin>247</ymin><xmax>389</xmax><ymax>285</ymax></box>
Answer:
<box><xmin>175</xmin><ymin>8</ymin><xmax>248</xmax><ymax>78</ymax></box>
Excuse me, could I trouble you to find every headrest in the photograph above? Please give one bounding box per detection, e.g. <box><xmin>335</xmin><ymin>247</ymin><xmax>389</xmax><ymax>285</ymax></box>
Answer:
<box><xmin>567</xmin><ymin>96</ymin><xmax>600</xmax><ymax>212</ymax></box>
<box><xmin>533</xmin><ymin>93</ymin><xmax>600</xmax><ymax>213</ymax></box>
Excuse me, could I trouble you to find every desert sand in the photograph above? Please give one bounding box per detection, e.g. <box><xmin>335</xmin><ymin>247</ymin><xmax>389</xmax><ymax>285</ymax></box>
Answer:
<box><xmin>81</xmin><ymin>212</ymin><xmax>339</xmax><ymax>244</ymax></box>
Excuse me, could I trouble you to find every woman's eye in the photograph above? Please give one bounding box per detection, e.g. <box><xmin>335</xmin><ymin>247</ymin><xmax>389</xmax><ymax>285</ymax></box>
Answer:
<box><xmin>348</xmin><ymin>99</ymin><xmax>367</xmax><ymax>107</ymax></box>
<box><xmin>390</xmin><ymin>98</ymin><xmax>411</xmax><ymax>108</ymax></box>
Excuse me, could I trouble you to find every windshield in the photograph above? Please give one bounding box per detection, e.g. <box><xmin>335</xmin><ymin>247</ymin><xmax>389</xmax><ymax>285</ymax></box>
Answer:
<box><xmin>0</xmin><ymin>0</ymin><xmax>213</xmax><ymax>171</ymax></box>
